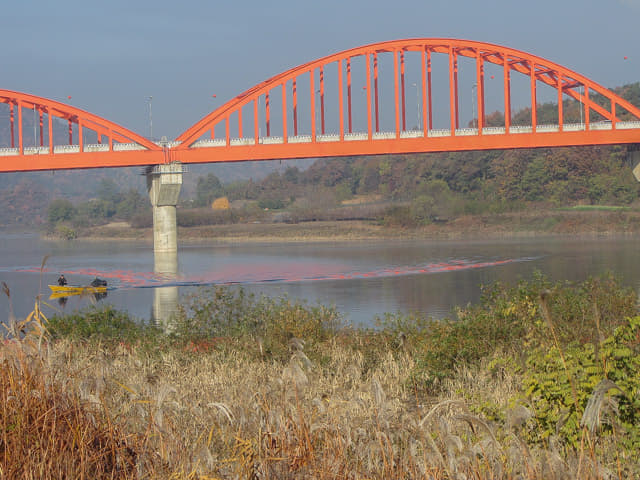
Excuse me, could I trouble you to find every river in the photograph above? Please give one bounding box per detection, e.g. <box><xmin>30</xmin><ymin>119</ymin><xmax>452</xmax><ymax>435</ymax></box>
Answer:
<box><xmin>1</xmin><ymin>232</ymin><xmax>639</xmax><ymax>327</ymax></box>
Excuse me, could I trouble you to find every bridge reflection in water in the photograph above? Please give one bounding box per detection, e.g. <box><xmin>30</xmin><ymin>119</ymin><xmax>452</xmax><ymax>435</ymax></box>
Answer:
<box><xmin>152</xmin><ymin>251</ymin><xmax>179</xmax><ymax>331</ymax></box>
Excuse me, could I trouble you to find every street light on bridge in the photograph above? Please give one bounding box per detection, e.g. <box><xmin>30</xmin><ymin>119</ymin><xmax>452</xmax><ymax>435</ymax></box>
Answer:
<box><xmin>210</xmin><ymin>95</ymin><xmax>219</xmax><ymax>138</ymax></box>
<box><xmin>147</xmin><ymin>96</ymin><xmax>153</xmax><ymax>141</ymax></box>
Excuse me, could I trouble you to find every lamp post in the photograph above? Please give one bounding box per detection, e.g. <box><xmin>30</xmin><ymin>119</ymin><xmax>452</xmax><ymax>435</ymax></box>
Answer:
<box><xmin>147</xmin><ymin>96</ymin><xmax>153</xmax><ymax>141</ymax></box>
<box><xmin>210</xmin><ymin>94</ymin><xmax>218</xmax><ymax>139</ymax></box>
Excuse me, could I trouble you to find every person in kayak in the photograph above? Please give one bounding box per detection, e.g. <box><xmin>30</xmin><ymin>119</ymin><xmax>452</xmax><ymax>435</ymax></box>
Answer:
<box><xmin>57</xmin><ymin>274</ymin><xmax>67</xmax><ymax>286</ymax></box>
<box><xmin>91</xmin><ymin>277</ymin><xmax>107</xmax><ymax>287</ymax></box>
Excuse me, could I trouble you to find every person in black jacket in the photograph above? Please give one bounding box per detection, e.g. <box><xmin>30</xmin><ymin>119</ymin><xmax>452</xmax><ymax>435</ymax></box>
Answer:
<box><xmin>57</xmin><ymin>274</ymin><xmax>67</xmax><ymax>286</ymax></box>
<box><xmin>91</xmin><ymin>277</ymin><xmax>107</xmax><ymax>287</ymax></box>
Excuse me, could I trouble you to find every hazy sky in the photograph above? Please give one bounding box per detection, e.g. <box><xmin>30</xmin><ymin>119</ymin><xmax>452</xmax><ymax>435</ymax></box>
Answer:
<box><xmin>3</xmin><ymin>0</ymin><xmax>639</xmax><ymax>139</ymax></box>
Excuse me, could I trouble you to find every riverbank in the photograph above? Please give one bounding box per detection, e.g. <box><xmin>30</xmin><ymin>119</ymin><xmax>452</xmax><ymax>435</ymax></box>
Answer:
<box><xmin>74</xmin><ymin>208</ymin><xmax>640</xmax><ymax>243</ymax></box>
<box><xmin>4</xmin><ymin>275</ymin><xmax>639</xmax><ymax>478</ymax></box>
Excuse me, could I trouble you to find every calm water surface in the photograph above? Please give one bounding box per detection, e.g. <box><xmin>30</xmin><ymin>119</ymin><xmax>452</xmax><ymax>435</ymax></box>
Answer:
<box><xmin>1</xmin><ymin>232</ymin><xmax>639</xmax><ymax>326</ymax></box>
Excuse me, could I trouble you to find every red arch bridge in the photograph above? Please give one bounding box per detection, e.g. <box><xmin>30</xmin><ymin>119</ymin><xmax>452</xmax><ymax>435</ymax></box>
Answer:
<box><xmin>2</xmin><ymin>38</ymin><xmax>640</xmax><ymax>173</ymax></box>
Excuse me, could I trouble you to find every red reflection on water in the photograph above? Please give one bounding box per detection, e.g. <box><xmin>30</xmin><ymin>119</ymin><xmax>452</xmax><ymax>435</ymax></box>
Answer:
<box><xmin>13</xmin><ymin>257</ymin><xmax>523</xmax><ymax>289</ymax></box>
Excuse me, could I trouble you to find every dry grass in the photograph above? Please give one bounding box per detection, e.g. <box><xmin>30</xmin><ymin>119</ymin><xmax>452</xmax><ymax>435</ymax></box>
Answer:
<box><xmin>0</xmin><ymin>340</ymin><xmax>140</xmax><ymax>479</ymax></box>
<box><xmin>1</xmin><ymin>332</ymin><xmax>629</xmax><ymax>479</ymax></box>
<box><xmin>0</xmin><ymin>284</ymin><xmax>141</xmax><ymax>479</ymax></box>
<box><xmin>1</xmin><ymin>276</ymin><xmax>636</xmax><ymax>478</ymax></box>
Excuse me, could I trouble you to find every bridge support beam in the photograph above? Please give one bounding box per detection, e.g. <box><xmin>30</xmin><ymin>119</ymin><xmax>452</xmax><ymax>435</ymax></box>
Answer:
<box><xmin>146</xmin><ymin>163</ymin><xmax>184</xmax><ymax>254</ymax></box>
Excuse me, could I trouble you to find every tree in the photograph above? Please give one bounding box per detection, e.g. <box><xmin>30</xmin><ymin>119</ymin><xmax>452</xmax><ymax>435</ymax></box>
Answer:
<box><xmin>47</xmin><ymin>199</ymin><xmax>75</xmax><ymax>224</ymax></box>
<box><xmin>412</xmin><ymin>180</ymin><xmax>455</xmax><ymax>221</ymax></box>
<box><xmin>195</xmin><ymin>174</ymin><xmax>225</xmax><ymax>207</ymax></box>
<box><xmin>116</xmin><ymin>189</ymin><xmax>147</xmax><ymax>219</ymax></box>
<box><xmin>96</xmin><ymin>179</ymin><xmax>120</xmax><ymax>204</ymax></box>
<box><xmin>283</xmin><ymin>166</ymin><xmax>300</xmax><ymax>184</ymax></box>
<box><xmin>521</xmin><ymin>156</ymin><xmax>551</xmax><ymax>201</ymax></box>
<box><xmin>78</xmin><ymin>199</ymin><xmax>116</xmax><ymax>220</ymax></box>
<box><xmin>359</xmin><ymin>164</ymin><xmax>380</xmax><ymax>193</ymax></box>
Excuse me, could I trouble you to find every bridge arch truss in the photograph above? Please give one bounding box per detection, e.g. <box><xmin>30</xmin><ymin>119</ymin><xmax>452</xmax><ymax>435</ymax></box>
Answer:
<box><xmin>175</xmin><ymin>38</ymin><xmax>640</xmax><ymax>164</ymax></box>
<box><xmin>0</xmin><ymin>90</ymin><xmax>163</xmax><ymax>172</ymax></box>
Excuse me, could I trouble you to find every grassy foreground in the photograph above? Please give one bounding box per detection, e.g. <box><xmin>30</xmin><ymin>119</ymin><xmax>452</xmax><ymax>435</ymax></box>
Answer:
<box><xmin>2</xmin><ymin>274</ymin><xmax>640</xmax><ymax>479</ymax></box>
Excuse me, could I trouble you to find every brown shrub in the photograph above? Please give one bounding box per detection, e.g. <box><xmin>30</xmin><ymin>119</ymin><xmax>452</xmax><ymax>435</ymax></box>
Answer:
<box><xmin>0</xmin><ymin>342</ymin><xmax>138</xmax><ymax>479</ymax></box>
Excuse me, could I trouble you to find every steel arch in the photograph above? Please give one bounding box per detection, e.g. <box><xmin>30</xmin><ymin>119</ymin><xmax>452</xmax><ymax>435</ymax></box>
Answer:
<box><xmin>2</xmin><ymin>38</ymin><xmax>640</xmax><ymax>173</ymax></box>
<box><xmin>0</xmin><ymin>90</ymin><xmax>162</xmax><ymax>172</ymax></box>
<box><xmin>174</xmin><ymin>38</ymin><xmax>640</xmax><ymax>163</ymax></box>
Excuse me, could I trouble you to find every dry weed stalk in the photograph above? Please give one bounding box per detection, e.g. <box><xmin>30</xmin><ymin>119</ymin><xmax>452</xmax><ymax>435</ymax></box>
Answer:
<box><xmin>1</xmin><ymin>286</ymin><xmax>139</xmax><ymax>479</ymax></box>
<box><xmin>2</xmin><ymin>277</ymin><xmax>636</xmax><ymax>478</ymax></box>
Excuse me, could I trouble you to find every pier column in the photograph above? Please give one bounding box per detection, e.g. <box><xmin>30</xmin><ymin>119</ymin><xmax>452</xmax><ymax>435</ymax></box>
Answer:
<box><xmin>153</xmin><ymin>250</ymin><xmax>179</xmax><ymax>332</ymax></box>
<box><xmin>146</xmin><ymin>163</ymin><xmax>184</xmax><ymax>253</ymax></box>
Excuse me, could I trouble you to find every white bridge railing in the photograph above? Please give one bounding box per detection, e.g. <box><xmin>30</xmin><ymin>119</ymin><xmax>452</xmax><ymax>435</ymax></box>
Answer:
<box><xmin>0</xmin><ymin>142</ymin><xmax>148</xmax><ymax>156</ymax></box>
<box><xmin>187</xmin><ymin>121</ymin><xmax>640</xmax><ymax>148</ymax></box>
<box><xmin>2</xmin><ymin>121</ymin><xmax>639</xmax><ymax>156</ymax></box>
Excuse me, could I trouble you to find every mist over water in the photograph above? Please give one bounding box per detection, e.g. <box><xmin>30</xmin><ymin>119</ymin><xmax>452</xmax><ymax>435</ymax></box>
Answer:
<box><xmin>1</xmin><ymin>232</ymin><xmax>639</xmax><ymax>326</ymax></box>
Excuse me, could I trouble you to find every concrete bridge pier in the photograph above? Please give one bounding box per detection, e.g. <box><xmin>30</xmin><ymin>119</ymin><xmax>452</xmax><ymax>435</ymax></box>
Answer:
<box><xmin>152</xmin><ymin>250</ymin><xmax>180</xmax><ymax>332</ymax></box>
<box><xmin>146</xmin><ymin>162</ymin><xmax>184</xmax><ymax>253</ymax></box>
<box><xmin>146</xmin><ymin>162</ymin><xmax>184</xmax><ymax>330</ymax></box>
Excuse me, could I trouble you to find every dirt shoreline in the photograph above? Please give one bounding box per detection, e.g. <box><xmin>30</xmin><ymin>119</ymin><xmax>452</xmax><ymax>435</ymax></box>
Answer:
<box><xmin>61</xmin><ymin>209</ymin><xmax>640</xmax><ymax>244</ymax></box>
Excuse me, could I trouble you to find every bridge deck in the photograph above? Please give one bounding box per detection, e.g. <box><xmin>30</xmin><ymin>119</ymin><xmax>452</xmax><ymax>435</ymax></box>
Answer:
<box><xmin>188</xmin><ymin>121</ymin><xmax>640</xmax><ymax>149</ymax></box>
<box><xmin>2</xmin><ymin>39</ymin><xmax>640</xmax><ymax>172</ymax></box>
<box><xmin>5</xmin><ymin>121</ymin><xmax>635</xmax><ymax>158</ymax></box>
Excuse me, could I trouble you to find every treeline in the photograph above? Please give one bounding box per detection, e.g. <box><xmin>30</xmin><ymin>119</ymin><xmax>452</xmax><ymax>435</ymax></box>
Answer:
<box><xmin>45</xmin><ymin>83</ymin><xmax>640</xmax><ymax>232</ymax></box>
<box><xmin>187</xmin><ymin>82</ymin><xmax>640</xmax><ymax>227</ymax></box>
<box><xmin>189</xmin><ymin>146</ymin><xmax>638</xmax><ymax>227</ymax></box>
<box><xmin>47</xmin><ymin>179</ymin><xmax>149</xmax><ymax>238</ymax></box>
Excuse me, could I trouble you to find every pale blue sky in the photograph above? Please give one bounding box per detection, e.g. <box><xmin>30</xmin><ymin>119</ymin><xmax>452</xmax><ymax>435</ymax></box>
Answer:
<box><xmin>3</xmin><ymin>0</ymin><xmax>639</xmax><ymax>139</ymax></box>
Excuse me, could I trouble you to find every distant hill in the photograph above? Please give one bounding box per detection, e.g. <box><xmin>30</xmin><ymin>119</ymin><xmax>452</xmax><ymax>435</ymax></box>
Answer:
<box><xmin>0</xmin><ymin>160</ymin><xmax>313</xmax><ymax>226</ymax></box>
<box><xmin>239</xmin><ymin>82</ymin><xmax>640</xmax><ymax>227</ymax></box>
<box><xmin>0</xmin><ymin>157</ymin><xmax>313</xmax><ymax>200</ymax></box>
<box><xmin>1</xmin><ymin>81</ymin><xmax>639</xmax><ymax>226</ymax></box>
<box><xmin>0</xmin><ymin>103</ymin><xmax>313</xmax><ymax>224</ymax></box>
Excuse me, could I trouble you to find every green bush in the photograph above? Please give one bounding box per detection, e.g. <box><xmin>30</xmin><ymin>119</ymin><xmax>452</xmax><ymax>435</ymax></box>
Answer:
<box><xmin>523</xmin><ymin>316</ymin><xmax>640</xmax><ymax>450</ymax></box>
<box><xmin>47</xmin><ymin>287</ymin><xmax>342</xmax><ymax>362</ymax></box>
<box><xmin>380</xmin><ymin>205</ymin><xmax>418</xmax><ymax>227</ymax></box>
<box><xmin>258</xmin><ymin>198</ymin><xmax>286</xmax><ymax>210</ymax></box>
<box><xmin>55</xmin><ymin>225</ymin><xmax>77</xmax><ymax>240</ymax></box>
<box><xmin>174</xmin><ymin>286</ymin><xmax>343</xmax><ymax>361</ymax></box>
<box><xmin>412</xmin><ymin>273</ymin><xmax>637</xmax><ymax>391</ymax></box>
<box><xmin>48</xmin><ymin>306</ymin><xmax>160</xmax><ymax>344</ymax></box>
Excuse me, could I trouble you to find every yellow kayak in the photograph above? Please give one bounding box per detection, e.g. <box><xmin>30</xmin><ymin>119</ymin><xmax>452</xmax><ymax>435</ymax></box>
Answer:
<box><xmin>48</xmin><ymin>285</ymin><xmax>108</xmax><ymax>296</ymax></box>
